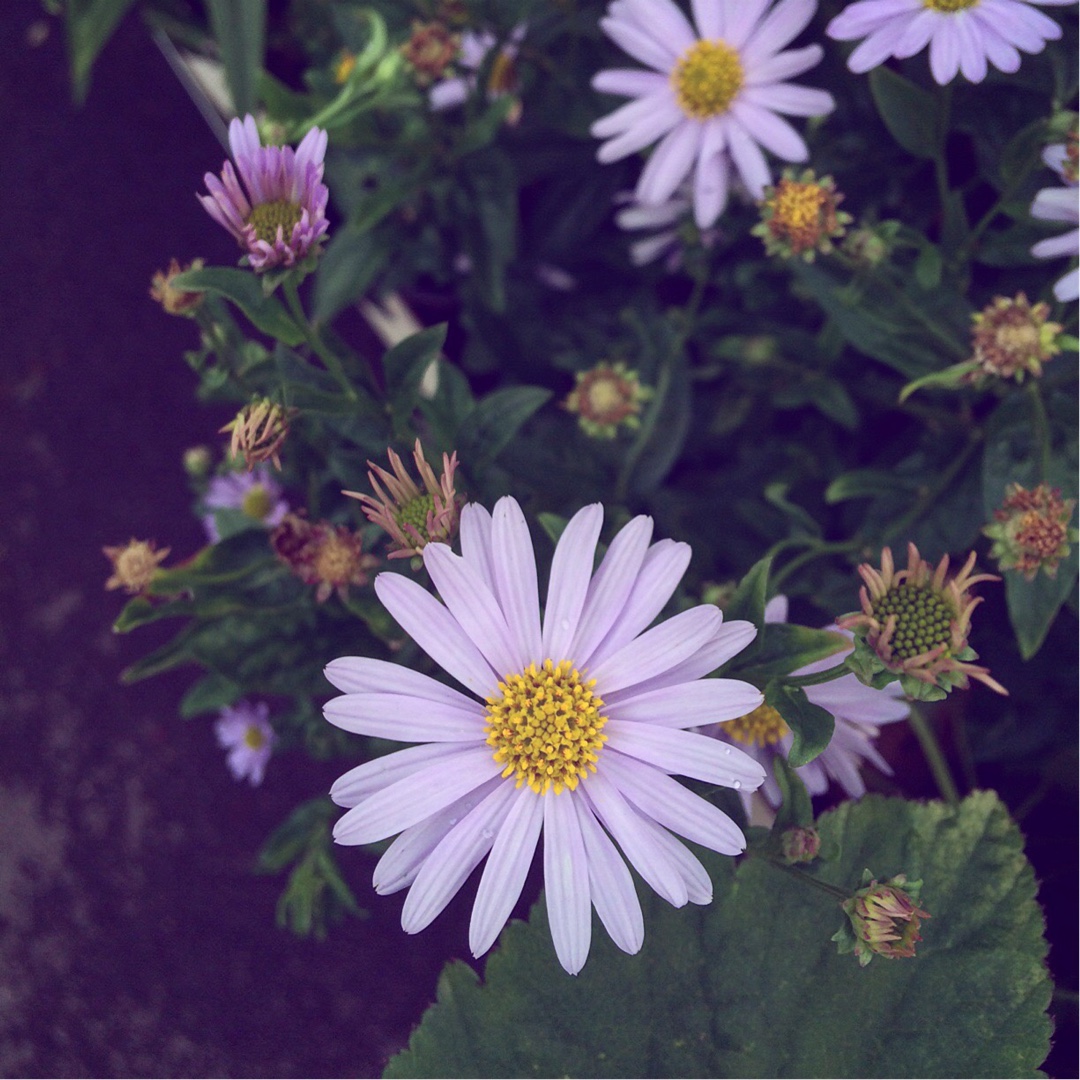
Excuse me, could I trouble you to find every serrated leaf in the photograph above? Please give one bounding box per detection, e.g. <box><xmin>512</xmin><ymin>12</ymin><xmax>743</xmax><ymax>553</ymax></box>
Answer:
<box><xmin>869</xmin><ymin>67</ymin><xmax>944</xmax><ymax>160</ymax></box>
<box><xmin>765</xmin><ymin>681</ymin><xmax>835</xmax><ymax>767</ymax></box>
<box><xmin>385</xmin><ymin>792</ymin><xmax>1050</xmax><ymax>1079</ymax></box>
<box><xmin>206</xmin><ymin>0</ymin><xmax>266</xmax><ymax>117</ymax></box>
<box><xmin>171</xmin><ymin>267</ymin><xmax>305</xmax><ymax>346</ymax></box>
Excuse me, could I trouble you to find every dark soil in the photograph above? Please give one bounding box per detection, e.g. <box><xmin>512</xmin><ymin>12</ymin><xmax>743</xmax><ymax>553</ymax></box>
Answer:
<box><xmin>2</xmin><ymin>1</ymin><xmax>1076</xmax><ymax>1077</ymax></box>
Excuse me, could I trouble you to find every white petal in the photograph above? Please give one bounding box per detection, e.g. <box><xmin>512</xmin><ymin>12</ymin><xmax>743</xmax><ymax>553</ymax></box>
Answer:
<box><xmin>375</xmin><ymin>572</ymin><xmax>497</xmax><ymax>698</ymax></box>
<box><xmin>637</xmin><ymin>122</ymin><xmax>703</xmax><ymax>206</ymax></box>
<box><xmin>331</xmin><ymin>743</ymin><xmax>472</xmax><ymax>808</ymax></box>
<box><xmin>588</xmin><ymin>539</ymin><xmax>692</xmax><ymax>666</ymax></box>
<box><xmin>723</xmin><ymin>0</ymin><xmax>771</xmax><ymax>48</ymax></box>
<box><xmin>593</xmin><ymin>93</ymin><xmax>670</xmax><ymax>139</ymax></box>
<box><xmin>429</xmin><ymin>77</ymin><xmax>470</xmax><ymax>110</ymax></box>
<box><xmin>604</xmin><ymin>750</ymin><xmax>748</xmax><ymax>854</ymax></box>
<box><xmin>1054</xmin><ymin>267</ymin><xmax>1079</xmax><ymax>302</ymax></box>
<box><xmin>543</xmin><ymin>504</ymin><xmax>604</xmax><ymax>660</ymax></box>
<box><xmin>970</xmin><ymin>15</ymin><xmax>1022</xmax><ymax>72</ymax></box>
<box><xmin>691</xmin><ymin>0</ymin><xmax>724</xmax><ymax>38</ymax></box>
<box><xmin>1031</xmin><ymin>230</ymin><xmax>1079</xmax><ymax>258</ymax></box>
<box><xmin>324</xmin><ymin>691</ymin><xmax>483</xmax><ymax>742</ymax></box>
<box><xmin>827</xmin><ymin>0</ymin><xmax>917</xmax><ymax>39</ymax></box>
<box><xmin>633</xmin><ymin>809</ymin><xmax>713</xmax><ymax>903</ymax></box>
<box><xmin>847</xmin><ymin>22</ymin><xmax>909</xmax><ymax>70</ymax></box>
<box><xmin>1031</xmin><ymin>187</ymin><xmax>1079</xmax><ymax>224</ymax></box>
<box><xmin>693</xmin><ymin>120</ymin><xmax>730</xmax><ymax>228</ymax></box>
<box><xmin>424</xmin><ymin>544</ymin><xmax>520</xmax><ymax>675</ymax></box>
<box><xmin>492</xmin><ymin>496</ymin><xmax>544</xmax><ymax>666</ymax></box>
<box><xmin>607</xmin><ymin>678</ymin><xmax>763</xmax><ymax>726</ymax></box>
<box><xmin>459</xmin><ymin>502</ymin><xmax>496</xmax><ymax>592</ymax></box>
<box><xmin>747</xmin><ymin>43</ymin><xmax>824</xmax><ymax>84</ymax></box>
<box><xmin>590</xmin><ymin>605</ymin><xmax>722</xmax><ymax>694</ymax></box>
<box><xmin>600</xmin><ymin>15</ymin><xmax>681</xmax><ymax>71</ymax></box>
<box><xmin>399</xmin><ymin>779</ymin><xmax>516</xmax><ymax>932</ymax></box>
<box><xmin>543</xmin><ymin>794</ymin><xmax>592</xmax><ymax>975</ymax></box>
<box><xmin>593</xmin><ymin>68</ymin><xmax>671</xmax><ymax>98</ymax></box>
<box><xmin>621</xmin><ymin>0</ymin><xmax>698</xmax><ymax>53</ymax></box>
<box><xmin>469</xmin><ymin>789</ymin><xmax>544</xmax><ymax>956</ymax></box>
<box><xmin>597</xmin><ymin>99</ymin><xmax>685</xmax><ymax>164</ymax></box>
<box><xmin>323</xmin><ymin>657</ymin><xmax>477</xmax><ymax>708</ymax></box>
<box><xmin>580</xmin><ymin>773</ymin><xmax>688</xmax><ymax>906</ymax></box>
<box><xmin>929</xmin><ymin>17</ymin><xmax>962</xmax><ymax>83</ymax></box>
<box><xmin>574</xmin><ymin>796</ymin><xmax>644</xmax><ymax>955</ymax></box>
<box><xmin>726</xmin><ymin>118</ymin><xmax>774</xmax><ymax>198</ymax></box>
<box><xmin>333</xmin><ymin>745</ymin><xmax>502</xmax><ymax>845</ymax></box>
<box><xmin>295</xmin><ymin>124</ymin><xmax>327</xmax><ymax>170</ymax></box>
<box><xmin>605</xmin><ymin>722</ymin><xmax>766</xmax><ymax>789</ymax></box>
<box><xmin>742</xmin><ymin>0</ymin><xmax>818</xmax><ymax>64</ymax></box>
<box><xmin>764</xmin><ymin>594</ymin><xmax>789</xmax><ymax>623</ymax></box>
<box><xmin>572</xmin><ymin>516</ymin><xmax>653</xmax><ymax>666</ymax></box>
<box><xmin>742</xmin><ymin>82</ymin><xmax>834</xmax><ymax>117</ymax></box>
<box><xmin>893</xmin><ymin>9</ymin><xmax>939</xmax><ymax>59</ymax></box>
<box><xmin>730</xmin><ymin>101</ymin><xmax>809</xmax><ymax>161</ymax></box>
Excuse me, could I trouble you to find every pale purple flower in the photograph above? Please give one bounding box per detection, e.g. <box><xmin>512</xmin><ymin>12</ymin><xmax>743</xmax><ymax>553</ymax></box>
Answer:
<box><xmin>1030</xmin><ymin>143</ymin><xmax>1079</xmax><ymax>302</ymax></box>
<box><xmin>202</xmin><ymin>464</ymin><xmax>289</xmax><ymax>543</ymax></box>
<box><xmin>591</xmin><ymin>0</ymin><xmax>834</xmax><ymax>229</ymax></box>
<box><xmin>429</xmin><ymin>25</ymin><xmax>527</xmax><ymax>111</ymax></box>
<box><xmin>709</xmin><ymin>596</ymin><xmax>910</xmax><ymax>808</ymax></box>
<box><xmin>215</xmin><ymin>701</ymin><xmax>277</xmax><ymax>786</ymax></box>
<box><xmin>615</xmin><ymin>184</ymin><xmax>721</xmax><ymax>267</ymax></box>
<box><xmin>324</xmin><ymin>497</ymin><xmax>766</xmax><ymax>974</ymax></box>
<box><xmin>198</xmin><ymin>115</ymin><xmax>330</xmax><ymax>271</ymax></box>
<box><xmin>826</xmin><ymin>0</ymin><xmax>1075</xmax><ymax>85</ymax></box>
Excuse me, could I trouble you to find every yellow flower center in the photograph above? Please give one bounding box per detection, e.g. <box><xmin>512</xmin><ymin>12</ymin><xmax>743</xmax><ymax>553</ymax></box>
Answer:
<box><xmin>484</xmin><ymin>660</ymin><xmax>608</xmax><ymax>795</ymax></box>
<box><xmin>923</xmin><ymin>0</ymin><xmax>979</xmax><ymax>10</ymax></box>
<box><xmin>487</xmin><ymin>49</ymin><xmax>518</xmax><ymax>95</ymax></box>
<box><xmin>721</xmin><ymin>703</ymin><xmax>790</xmax><ymax>748</ymax></box>
<box><xmin>243</xmin><ymin>725</ymin><xmax>267</xmax><ymax>750</ymax></box>
<box><xmin>773</xmin><ymin>180</ymin><xmax>827</xmax><ymax>234</ymax></box>
<box><xmin>995</xmin><ymin>322</ymin><xmax>1040</xmax><ymax>356</ymax></box>
<box><xmin>672</xmin><ymin>40</ymin><xmax>744</xmax><ymax>120</ymax></box>
<box><xmin>247</xmin><ymin>199</ymin><xmax>303</xmax><ymax>245</ymax></box>
<box><xmin>586</xmin><ymin>375</ymin><xmax>629</xmax><ymax>418</ymax></box>
<box><xmin>241</xmin><ymin>483</ymin><xmax>274</xmax><ymax>521</ymax></box>
<box><xmin>314</xmin><ymin>533</ymin><xmax>360</xmax><ymax>586</ymax></box>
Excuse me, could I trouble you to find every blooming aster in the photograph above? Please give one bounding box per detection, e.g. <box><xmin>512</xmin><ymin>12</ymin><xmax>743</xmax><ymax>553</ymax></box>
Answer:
<box><xmin>215</xmin><ymin>700</ymin><xmax>276</xmax><ymax>786</ymax></box>
<box><xmin>198</xmin><ymin>115</ymin><xmax>329</xmax><ymax>271</ymax></box>
<box><xmin>826</xmin><ymin>0</ymin><xmax>1074</xmax><ymax>85</ymax></box>
<box><xmin>1030</xmin><ymin>142</ymin><xmax>1080</xmax><ymax>302</ymax></box>
<box><xmin>202</xmin><ymin>464</ymin><xmax>289</xmax><ymax>543</ymax></box>
<box><xmin>591</xmin><ymin>0</ymin><xmax>834</xmax><ymax>228</ymax></box>
<box><xmin>711</xmin><ymin>597</ymin><xmax>909</xmax><ymax>808</ymax></box>
<box><xmin>429</xmin><ymin>24</ymin><xmax>526</xmax><ymax>112</ymax></box>
<box><xmin>324</xmin><ymin>498</ymin><xmax>766</xmax><ymax>974</ymax></box>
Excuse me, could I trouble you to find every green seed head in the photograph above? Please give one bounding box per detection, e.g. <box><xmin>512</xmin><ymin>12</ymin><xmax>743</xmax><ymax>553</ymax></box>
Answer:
<box><xmin>871</xmin><ymin>582</ymin><xmax>952</xmax><ymax>660</ymax></box>
<box><xmin>396</xmin><ymin>493</ymin><xmax>436</xmax><ymax>539</ymax></box>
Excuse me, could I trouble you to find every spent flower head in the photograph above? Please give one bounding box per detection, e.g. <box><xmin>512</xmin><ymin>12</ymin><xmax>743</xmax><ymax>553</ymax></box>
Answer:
<box><xmin>838</xmin><ymin>543</ymin><xmax>1006</xmax><ymax>701</ymax></box>
<box><xmin>149</xmin><ymin>258</ymin><xmax>205</xmax><ymax>316</ymax></box>
<box><xmin>103</xmin><ymin>538</ymin><xmax>170</xmax><ymax>595</ymax></box>
<box><xmin>271</xmin><ymin>514</ymin><xmax>377</xmax><ymax>603</ymax></box>
<box><xmin>983</xmin><ymin>483</ymin><xmax>1078</xmax><ymax>581</ymax></box>
<box><xmin>826</xmin><ymin>0</ymin><xmax>1068</xmax><ymax>85</ymax></box>
<box><xmin>215</xmin><ymin>701</ymin><xmax>276</xmax><ymax>786</ymax></box>
<box><xmin>346</xmin><ymin>439</ymin><xmax>460</xmax><ymax>559</ymax></box>
<box><xmin>563</xmin><ymin>362</ymin><xmax>653</xmax><ymax>439</ymax></box>
<box><xmin>198</xmin><ymin>114</ymin><xmax>330</xmax><ymax>272</ymax></box>
<box><xmin>323</xmin><ymin>497</ymin><xmax>767</xmax><ymax>974</ymax></box>
<box><xmin>968</xmin><ymin>293</ymin><xmax>1062</xmax><ymax>383</ymax></box>
<box><xmin>591</xmin><ymin>0</ymin><xmax>834</xmax><ymax>229</ymax></box>
<box><xmin>220</xmin><ymin>399</ymin><xmax>297</xmax><ymax>472</ymax></box>
<box><xmin>833</xmin><ymin>870</ymin><xmax>930</xmax><ymax>966</ymax></box>
<box><xmin>753</xmin><ymin>169</ymin><xmax>851</xmax><ymax>260</ymax></box>
<box><xmin>402</xmin><ymin>20</ymin><xmax>460</xmax><ymax>85</ymax></box>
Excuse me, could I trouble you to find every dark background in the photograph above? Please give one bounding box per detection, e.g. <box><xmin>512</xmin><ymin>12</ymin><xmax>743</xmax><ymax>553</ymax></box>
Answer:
<box><xmin>1</xmin><ymin>0</ymin><xmax>1076</xmax><ymax>1075</ymax></box>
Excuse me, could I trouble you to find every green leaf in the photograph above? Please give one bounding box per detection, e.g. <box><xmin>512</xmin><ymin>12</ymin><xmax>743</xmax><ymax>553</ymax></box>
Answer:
<box><xmin>765</xmin><ymin>681</ymin><xmax>835</xmax><ymax>767</ymax></box>
<box><xmin>772</xmin><ymin>756</ymin><xmax>814</xmax><ymax>831</ymax></box>
<box><xmin>313</xmin><ymin>228</ymin><xmax>387</xmax><ymax>323</ymax></box>
<box><xmin>457</xmin><ymin>387</ymin><xmax>552</xmax><ymax>469</ymax></box>
<box><xmin>733</xmin><ymin>624</ymin><xmax>852</xmax><ymax>687</ymax></box>
<box><xmin>721</xmin><ymin>556</ymin><xmax>771</xmax><ymax>630</ymax></box>
<box><xmin>914</xmin><ymin>244</ymin><xmax>943</xmax><ymax>290</ymax></box>
<box><xmin>171</xmin><ymin>267</ymin><xmax>304</xmax><ymax>346</ymax></box>
<box><xmin>1004</xmin><ymin>551</ymin><xmax>1079</xmax><ymax>660</ymax></box>
<box><xmin>826</xmin><ymin>469</ymin><xmax>922</xmax><ymax>504</ymax></box>
<box><xmin>383</xmin><ymin>325</ymin><xmax>448</xmax><ymax>428</ymax></box>
<box><xmin>385</xmin><ymin>792</ymin><xmax>1050</xmax><ymax>1079</ymax></box>
<box><xmin>205</xmin><ymin>0</ymin><xmax>266</xmax><ymax>118</ymax></box>
<box><xmin>868</xmin><ymin>67</ymin><xmax>944</xmax><ymax>160</ymax></box>
<box><xmin>64</xmin><ymin>0</ymin><xmax>138</xmax><ymax>103</ymax></box>
<box><xmin>179</xmin><ymin>672</ymin><xmax>242</xmax><ymax>718</ymax></box>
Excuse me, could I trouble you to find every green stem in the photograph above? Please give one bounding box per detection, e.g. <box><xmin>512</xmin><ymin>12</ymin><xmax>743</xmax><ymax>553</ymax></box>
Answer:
<box><xmin>907</xmin><ymin>705</ymin><xmax>960</xmax><ymax>805</ymax></box>
<box><xmin>771</xmin><ymin>539</ymin><xmax>862</xmax><ymax>592</ymax></box>
<box><xmin>615</xmin><ymin>270</ymin><xmax>707</xmax><ymax>501</ymax></box>
<box><xmin>283</xmin><ymin>278</ymin><xmax>358</xmax><ymax>401</ymax></box>
<box><xmin>761</xmin><ymin>855</ymin><xmax>848</xmax><ymax>902</ymax></box>
<box><xmin>1027</xmin><ymin>382</ymin><xmax>1051</xmax><ymax>482</ymax></box>
<box><xmin>784</xmin><ymin>659</ymin><xmax>852</xmax><ymax>689</ymax></box>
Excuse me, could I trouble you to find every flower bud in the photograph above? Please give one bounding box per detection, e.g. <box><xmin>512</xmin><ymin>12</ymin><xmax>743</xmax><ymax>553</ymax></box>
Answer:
<box><xmin>833</xmin><ymin>870</ymin><xmax>930</xmax><ymax>966</ymax></box>
<box><xmin>780</xmin><ymin>826</ymin><xmax>821</xmax><ymax>865</ymax></box>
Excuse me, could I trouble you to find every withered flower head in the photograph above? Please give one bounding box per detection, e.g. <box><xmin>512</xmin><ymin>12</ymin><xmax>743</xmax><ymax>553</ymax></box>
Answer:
<box><xmin>149</xmin><ymin>258</ymin><xmax>205</xmax><ymax>316</ymax></box>
<box><xmin>271</xmin><ymin>514</ymin><xmax>377</xmax><ymax>603</ymax></box>
<box><xmin>219</xmin><ymin>399</ymin><xmax>297</xmax><ymax>472</ymax></box>
<box><xmin>837</xmin><ymin>542</ymin><xmax>1006</xmax><ymax>700</ymax></box>
<box><xmin>563</xmin><ymin>362</ymin><xmax>652</xmax><ymax>439</ymax></box>
<box><xmin>983</xmin><ymin>483</ymin><xmax>1078</xmax><ymax>581</ymax></box>
<box><xmin>346</xmin><ymin>439</ymin><xmax>460</xmax><ymax>560</ymax></box>
<box><xmin>103</xmin><ymin>538</ymin><xmax>170</xmax><ymax>595</ymax></box>
<box><xmin>968</xmin><ymin>293</ymin><xmax>1061</xmax><ymax>383</ymax></box>
<box><xmin>401</xmin><ymin>21</ymin><xmax>460</xmax><ymax>86</ymax></box>
<box><xmin>753</xmin><ymin>169</ymin><xmax>850</xmax><ymax>261</ymax></box>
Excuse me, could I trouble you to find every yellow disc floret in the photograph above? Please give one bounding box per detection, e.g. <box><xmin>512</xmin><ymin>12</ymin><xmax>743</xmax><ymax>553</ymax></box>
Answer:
<box><xmin>722</xmin><ymin>703</ymin><xmax>790</xmax><ymax>748</ymax></box>
<box><xmin>241</xmin><ymin>483</ymin><xmax>273</xmax><ymax>521</ymax></box>
<box><xmin>485</xmin><ymin>659</ymin><xmax>608</xmax><ymax>795</ymax></box>
<box><xmin>923</xmin><ymin>0</ymin><xmax>978</xmax><ymax>10</ymax></box>
<box><xmin>672</xmin><ymin>40</ymin><xmax>744</xmax><ymax>120</ymax></box>
<box><xmin>248</xmin><ymin>199</ymin><xmax>303</xmax><ymax>245</ymax></box>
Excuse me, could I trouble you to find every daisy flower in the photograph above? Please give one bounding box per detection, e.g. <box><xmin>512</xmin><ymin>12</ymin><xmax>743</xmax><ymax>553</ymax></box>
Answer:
<box><xmin>198</xmin><ymin>115</ymin><xmax>330</xmax><ymax>271</ymax></box>
<box><xmin>429</xmin><ymin>24</ymin><xmax>527</xmax><ymax>112</ymax></box>
<box><xmin>215</xmin><ymin>701</ymin><xmax>277</xmax><ymax>786</ymax></box>
<box><xmin>826</xmin><ymin>0</ymin><xmax>1074</xmax><ymax>86</ymax></box>
<box><xmin>711</xmin><ymin>597</ymin><xmax>910</xmax><ymax>808</ymax></box>
<box><xmin>1030</xmin><ymin>142</ymin><xmax>1079</xmax><ymax>303</ymax></box>
<box><xmin>324</xmin><ymin>498</ymin><xmax>766</xmax><ymax>974</ymax></box>
<box><xmin>591</xmin><ymin>0</ymin><xmax>834</xmax><ymax>229</ymax></box>
<box><xmin>202</xmin><ymin>464</ymin><xmax>289</xmax><ymax>543</ymax></box>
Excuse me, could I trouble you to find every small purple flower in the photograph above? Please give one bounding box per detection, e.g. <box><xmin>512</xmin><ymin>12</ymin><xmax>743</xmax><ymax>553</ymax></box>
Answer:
<box><xmin>198</xmin><ymin>115</ymin><xmax>330</xmax><ymax>271</ymax></box>
<box><xmin>429</xmin><ymin>24</ymin><xmax>527</xmax><ymax>112</ymax></box>
<box><xmin>202</xmin><ymin>464</ymin><xmax>289</xmax><ymax>543</ymax></box>
<box><xmin>215</xmin><ymin>701</ymin><xmax>277</xmax><ymax>786</ymax></box>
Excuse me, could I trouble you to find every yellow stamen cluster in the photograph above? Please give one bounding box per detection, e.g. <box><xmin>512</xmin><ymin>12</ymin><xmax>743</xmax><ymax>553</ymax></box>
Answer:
<box><xmin>248</xmin><ymin>199</ymin><xmax>303</xmax><ymax>246</ymax></box>
<box><xmin>563</xmin><ymin>362</ymin><xmax>652</xmax><ymax>439</ymax></box>
<box><xmin>672</xmin><ymin>40</ymin><xmax>743</xmax><ymax>120</ymax></box>
<box><xmin>241</xmin><ymin>484</ymin><xmax>273</xmax><ymax>521</ymax></box>
<box><xmin>485</xmin><ymin>660</ymin><xmax>608</xmax><ymax>795</ymax></box>
<box><xmin>243</xmin><ymin>724</ymin><xmax>268</xmax><ymax>750</ymax></box>
<box><xmin>722</xmin><ymin>703</ymin><xmax>790</xmax><ymax>748</ymax></box>
<box><xmin>923</xmin><ymin>0</ymin><xmax>979</xmax><ymax>10</ymax></box>
<box><xmin>754</xmin><ymin>170</ymin><xmax>850</xmax><ymax>260</ymax></box>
